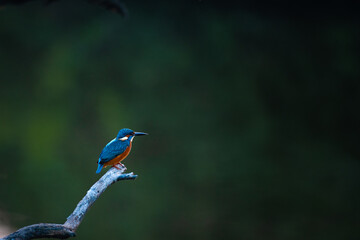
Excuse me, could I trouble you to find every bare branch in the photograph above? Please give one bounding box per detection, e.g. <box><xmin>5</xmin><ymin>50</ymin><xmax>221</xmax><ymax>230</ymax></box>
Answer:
<box><xmin>1</xmin><ymin>165</ymin><xmax>137</xmax><ymax>240</ymax></box>
<box><xmin>2</xmin><ymin>224</ymin><xmax>75</xmax><ymax>240</ymax></box>
<box><xmin>64</xmin><ymin>166</ymin><xmax>137</xmax><ymax>230</ymax></box>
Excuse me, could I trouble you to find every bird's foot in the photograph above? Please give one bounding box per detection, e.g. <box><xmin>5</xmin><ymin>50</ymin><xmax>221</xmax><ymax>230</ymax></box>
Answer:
<box><xmin>113</xmin><ymin>163</ymin><xmax>127</xmax><ymax>171</ymax></box>
<box><xmin>113</xmin><ymin>164</ymin><xmax>121</xmax><ymax>170</ymax></box>
<box><xmin>121</xmin><ymin>163</ymin><xmax>127</xmax><ymax>171</ymax></box>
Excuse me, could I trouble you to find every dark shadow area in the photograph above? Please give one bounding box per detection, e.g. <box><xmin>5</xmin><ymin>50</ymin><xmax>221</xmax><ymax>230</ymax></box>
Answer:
<box><xmin>0</xmin><ymin>1</ymin><xmax>359</xmax><ymax>239</ymax></box>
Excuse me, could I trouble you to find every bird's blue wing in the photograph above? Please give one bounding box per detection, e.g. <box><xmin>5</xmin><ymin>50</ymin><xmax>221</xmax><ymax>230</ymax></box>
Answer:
<box><xmin>98</xmin><ymin>140</ymin><xmax>129</xmax><ymax>164</ymax></box>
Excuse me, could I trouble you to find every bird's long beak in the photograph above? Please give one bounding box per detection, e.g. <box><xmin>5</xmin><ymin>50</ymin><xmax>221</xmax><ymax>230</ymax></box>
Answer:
<box><xmin>135</xmin><ymin>132</ymin><xmax>148</xmax><ymax>136</ymax></box>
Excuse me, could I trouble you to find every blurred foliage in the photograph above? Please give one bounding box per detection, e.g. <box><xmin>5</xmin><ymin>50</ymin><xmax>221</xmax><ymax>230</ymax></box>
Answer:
<box><xmin>0</xmin><ymin>1</ymin><xmax>359</xmax><ymax>240</ymax></box>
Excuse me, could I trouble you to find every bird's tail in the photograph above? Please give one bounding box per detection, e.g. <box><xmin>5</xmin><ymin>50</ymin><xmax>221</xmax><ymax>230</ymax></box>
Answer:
<box><xmin>96</xmin><ymin>164</ymin><xmax>103</xmax><ymax>174</ymax></box>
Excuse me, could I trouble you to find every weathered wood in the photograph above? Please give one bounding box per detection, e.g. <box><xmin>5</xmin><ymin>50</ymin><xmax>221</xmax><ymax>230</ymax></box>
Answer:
<box><xmin>64</xmin><ymin>166</ymin><xmax>137</xmax><ymax>230</ymax></box>
<box><xmin>1</xmin><ymin>165</ymin><xmax>137</xmax><ymax>240</ymax></box>
<box><xmin>2</xmin><ymin>223</ymin><xmax>75</xmax><ymax>240</ymax></box>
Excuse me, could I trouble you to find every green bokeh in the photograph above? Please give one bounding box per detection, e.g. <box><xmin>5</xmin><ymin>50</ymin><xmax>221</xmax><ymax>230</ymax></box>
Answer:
<box><xmin>0</xmin><ymin>1</ymin><xmax>359</xmax><ymax>240</ymax></box>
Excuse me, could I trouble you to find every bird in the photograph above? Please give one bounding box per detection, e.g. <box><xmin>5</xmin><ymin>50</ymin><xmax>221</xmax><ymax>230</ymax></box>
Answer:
<box><xmin>96</xmin><ymin>128</ymin><xmax>147</xmax><ymax>174</ymax></box>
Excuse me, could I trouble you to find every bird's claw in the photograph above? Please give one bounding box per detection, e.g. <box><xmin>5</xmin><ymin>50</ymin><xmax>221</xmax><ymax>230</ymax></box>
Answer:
<box><xmin>114</xmin><ymin>163</ymin><xmax>126</xmax><ymax>171</ymax></box>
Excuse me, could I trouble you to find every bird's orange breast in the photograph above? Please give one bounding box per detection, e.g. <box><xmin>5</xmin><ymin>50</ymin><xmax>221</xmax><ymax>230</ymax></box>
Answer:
<box><xmin>103</xmin><ymin>141</ymin><xmax>132</xmax><ymax>167</ymax></box>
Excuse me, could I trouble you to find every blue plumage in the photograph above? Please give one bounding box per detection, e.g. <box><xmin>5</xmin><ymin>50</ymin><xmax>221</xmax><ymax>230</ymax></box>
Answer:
<box><xmin>96</xmin><ymin>164</ymin><xmax>103</xmax><ymax>174</ymax></box>
<box><xmin>98</xmin><ymin>139</ymin><xmax>130</xmax><ymax>164</ymax></box>
<box><xmin>116</xmin><ymin>128</ymin><xmax>134</xmax><ymax>139</ymax></box>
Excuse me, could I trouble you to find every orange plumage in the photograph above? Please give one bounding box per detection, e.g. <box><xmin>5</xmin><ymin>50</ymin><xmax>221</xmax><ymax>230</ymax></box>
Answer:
<box><xmin>103</xmin><ymin>140</ymin><xmax>132</xmax><ymax>167</ymax></box>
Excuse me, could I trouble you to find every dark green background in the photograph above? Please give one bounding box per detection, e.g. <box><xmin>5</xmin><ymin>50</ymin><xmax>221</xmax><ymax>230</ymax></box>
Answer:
<box><xmin>0</xmin><ymin>1</ymin><xmax>359</xmax><ymax>239</ymax></box>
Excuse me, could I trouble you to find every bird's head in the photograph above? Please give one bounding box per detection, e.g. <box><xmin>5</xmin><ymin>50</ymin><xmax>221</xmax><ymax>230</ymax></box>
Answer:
<box><xmin>116</xmin><ymin>128</ymin><xmax>148</xmax><ymax>141</ymax></box>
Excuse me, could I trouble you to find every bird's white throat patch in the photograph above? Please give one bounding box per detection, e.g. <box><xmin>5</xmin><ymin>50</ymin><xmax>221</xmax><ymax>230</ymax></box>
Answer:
<box><xmin>119</xmin><ymin>136</ymin><xmax>128</xmax><ymax>141</ymax></box>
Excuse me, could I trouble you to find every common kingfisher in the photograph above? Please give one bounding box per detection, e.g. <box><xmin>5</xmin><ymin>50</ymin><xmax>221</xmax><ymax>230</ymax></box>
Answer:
<box><xmin>96</xmin><ymin>128</ymin><xmax>148</xmax><ymax>174</ymax></box>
